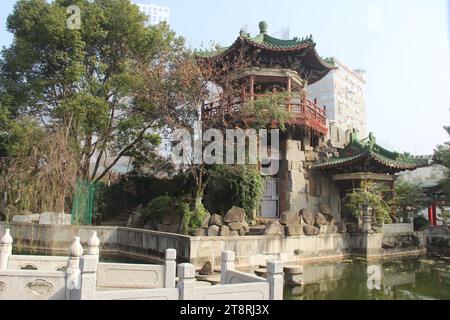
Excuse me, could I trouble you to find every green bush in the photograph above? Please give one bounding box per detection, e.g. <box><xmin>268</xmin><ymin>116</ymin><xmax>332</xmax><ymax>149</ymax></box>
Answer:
<box><xmin>140</xmin><ymin>195</ymin><xmax>209</xmax><ymax>235</ymax></box>
<box><xmin>413</xmin><ymin>216</ymin><xmax>430</xmax><ymax>231</ymax></box>
<box><xmin>140</xmin><ymin>195</ymin><xmax>177</xmax><ymax>225</ymax></box>
<box><xmin>204</xmin><ymin>165</ymin><xmax>263</xmax><ymax>219</ymax></box>
<box><xmin>183</xmin><ymin>200</ymin><xmax>209</xmax><ymax>235</ymax></box>
<box><xmin>343</xmin><ymin>183</ymin><xmax>392</xmax><ymax>227</ymax></box>
<box><xmin>93</xmin><ymin>172</ymin><xmax>193</xmax><ymax>220</ymax></box>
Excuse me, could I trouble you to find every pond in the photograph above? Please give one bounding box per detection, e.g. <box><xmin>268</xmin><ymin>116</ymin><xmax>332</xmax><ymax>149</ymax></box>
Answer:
<box><xmin>284</xmin><ymin>254</ymin><xmax>450</xmax><ymax>300</ymax></box>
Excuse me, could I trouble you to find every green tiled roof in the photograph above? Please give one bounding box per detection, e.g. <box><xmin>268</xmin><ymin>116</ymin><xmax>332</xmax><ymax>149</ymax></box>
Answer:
<box><xmin>195</xmin><ymin>21</ymin><xmax>333</xmax><ymax>68</ymax></box>
<box><xmin>195</xmin><ymin>32</ymin><xmax>315</xmax><ymax>58</ymax></box>
<box><xmin>313</xmin><ymin>132</ymin><xmax>429</xmax><ymax>171</ymax></box>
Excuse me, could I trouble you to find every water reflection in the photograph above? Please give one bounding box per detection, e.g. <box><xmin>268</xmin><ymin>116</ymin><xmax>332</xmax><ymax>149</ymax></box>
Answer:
<box><xmin>285</xmin><ymin>255</ymin><xmax>450</xmax><ymax>300</ymax></box>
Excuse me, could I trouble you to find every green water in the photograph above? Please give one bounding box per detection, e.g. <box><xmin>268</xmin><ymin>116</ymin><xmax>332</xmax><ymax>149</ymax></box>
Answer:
<box><xmin>284</xmin><ymin>254</ymin><xmax>450</xmax><ymax>300</ymax></box>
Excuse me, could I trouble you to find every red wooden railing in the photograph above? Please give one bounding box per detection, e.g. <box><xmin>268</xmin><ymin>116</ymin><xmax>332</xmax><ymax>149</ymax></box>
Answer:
<box><xmin>202</xmin><ymin>93</ymin><xmax>328</xmax><ymax>135</ymax></box>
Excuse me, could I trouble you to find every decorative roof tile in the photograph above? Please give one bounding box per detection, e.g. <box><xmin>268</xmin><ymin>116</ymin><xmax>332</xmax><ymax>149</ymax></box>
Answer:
<box><xmin>312</xmin><ymin>131</ymin><xmax>429</xmax><ymax>171</ymax></box>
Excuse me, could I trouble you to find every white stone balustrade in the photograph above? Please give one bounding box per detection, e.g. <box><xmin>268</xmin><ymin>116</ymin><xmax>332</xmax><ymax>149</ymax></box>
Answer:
<box><xmin>66</xmin><ymin>236</ymin><xmax>83</xmax><ymax>299</ymax></box>
<box><xmin>177</xmin><ymin>263</ymin><xmax>196</xmax><ymax>300</ymax></box>
<box><xmin>0</xmin><ymin>229</ymin><xmax>13</xmax><ymax>270</ymax></box>
<box><xmin>87</xmin><ymin>231</ymin><xmax>100</xmax><ymax>257</ymax></box>
<box><xmin>164</xmin><ymin>248</ymin><xmax>176</xmax><ymax>288</ymax></box>
<box><xmin>0</xmin><ymin>229</ymin><xmax>281</xmax><ymax>300</ymax></box>
<box><xmin>220</xmin><ymin>250</ymin><xmax>235</xmax><ymax>284</ymax></box>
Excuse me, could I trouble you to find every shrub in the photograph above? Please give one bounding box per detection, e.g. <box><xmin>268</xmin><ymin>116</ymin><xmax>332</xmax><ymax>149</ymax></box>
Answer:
<box><xmin>93</xmin><ymin>172</ymin><xmax>193</xmax><ymax>220</ymax></box>
<box><xmin>140</xmin><ymin>195</ymin><xmax>210</xmax><ymax>235</ymax></box>
<box><xmin>204</xmin><ymin>165</ymin><xmax>263</xmax><ymax>219</ymax></box>
<box><xmin>413</xmin><ymin>216</ymin><xmax>430</xmax><ymax>231</ymax></box>
<box><xmin>140</xmin><ymin>195</ymin><xmax>177</xmax><ymax>225</ymax></box>
<box><xmin>343</xmin><ymin>183</ymin><xmax>392</xmax><ymax>227</ymax></box>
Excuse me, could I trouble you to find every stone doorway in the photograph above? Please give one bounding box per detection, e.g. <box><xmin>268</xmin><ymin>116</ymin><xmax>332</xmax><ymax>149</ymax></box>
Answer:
<box><xmin>261</xmin><ymin>177</ymin><xmax>279</xmax><ymax>218</ymax></box>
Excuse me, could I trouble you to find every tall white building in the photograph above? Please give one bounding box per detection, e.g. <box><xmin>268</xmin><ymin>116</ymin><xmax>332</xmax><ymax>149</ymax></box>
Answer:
<box><xmin>306</xmin><ymin>57</ymin><xmax>367</xmax><ymax>138</ymax></box>
<box><xmin>137</xmin><ymin>3</ymin><xmax>170</xmax><ymax>25</ymax></box>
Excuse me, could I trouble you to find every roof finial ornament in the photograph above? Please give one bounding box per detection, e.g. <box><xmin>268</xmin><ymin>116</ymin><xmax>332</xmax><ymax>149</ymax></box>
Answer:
<box><xmin>259</xmin><ymin>21</ymin><xmax>268</xmax><ymax>34</ymax></box>
<box><xmin>367</xmin><ymin>132</ymin><xmax>376</xmax><ymax>149</ymax></box>
<box><xmin>350</xmin><ymin>128</ymin><xmax>359</xmax><ymax>144</ymax></box>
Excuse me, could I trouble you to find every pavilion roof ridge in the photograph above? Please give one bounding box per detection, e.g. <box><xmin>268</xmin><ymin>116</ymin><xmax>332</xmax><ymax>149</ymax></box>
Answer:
<box><xmin>312</xmin><ymin>131</ymin><xmax>429</xmax><ymax>171</ymax></box>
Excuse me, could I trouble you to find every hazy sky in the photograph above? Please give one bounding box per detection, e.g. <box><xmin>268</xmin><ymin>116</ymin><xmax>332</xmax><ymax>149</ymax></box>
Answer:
<box><xmin>1</xmin><ymin>0</ymin><xmax>449</xmax><ymax>155</ymax></box>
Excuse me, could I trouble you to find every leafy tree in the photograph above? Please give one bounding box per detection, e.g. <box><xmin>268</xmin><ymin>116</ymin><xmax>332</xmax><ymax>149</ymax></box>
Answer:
<box><xmin>433</xmin><ymin>138</ymin><xmax>450</xmax><ymax>199</ymax></box>
<box><xmin>204</xmin><ymin>164</ymin><xmax>264</xmax><ymax>219</ymax></box>
<box><xmin>392</xmin><ymin>181</ymin><xmax>427</xmax><ymax>221</ymax></box>
<box><xmin>0</xmin><ymin>0</ymin><xmax>179</xmax><ymax>181</ymax></box>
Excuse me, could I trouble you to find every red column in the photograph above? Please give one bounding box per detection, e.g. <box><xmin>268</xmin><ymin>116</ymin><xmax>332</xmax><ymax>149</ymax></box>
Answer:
<box><xmin>428</xmin><ymin>207</ymin><xmax>433</xmax><ymax>225</ymax></box>
<box><xmin>432</xmin><ymin>201</ymin><xmax>437</xmax><ymax>225</ymax></box>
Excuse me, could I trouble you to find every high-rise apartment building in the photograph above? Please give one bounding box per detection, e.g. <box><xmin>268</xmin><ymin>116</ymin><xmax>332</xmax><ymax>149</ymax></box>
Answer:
<box><xmin>137</xmin><ymin>3</ymin><xmax>170</xmax><ymax>25</ymax></box>
<box><xmin>306</xmin><ymin>57</ymin><xmax>367</xmax><ymax>138</ymax></box>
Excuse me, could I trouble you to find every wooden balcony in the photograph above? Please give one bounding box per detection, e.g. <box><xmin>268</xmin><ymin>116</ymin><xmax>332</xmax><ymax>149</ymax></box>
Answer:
<box><xmin>202</xmin><ymin>93</ymin><xmax>328</xmax><ymax>135</ymax></box>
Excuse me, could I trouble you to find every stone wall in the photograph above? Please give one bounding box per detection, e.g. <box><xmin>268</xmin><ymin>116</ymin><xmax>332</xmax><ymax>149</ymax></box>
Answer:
<box><xmin>1</xmin><ymin>223</ymin><xmax>428</xmax><ymax>269</ymax></box>
<box><xmin>383</xmin><ymin>223</ymin><xmax>414</xmax><ymax>235</ymax></box>
<box><xmin>278</xmin><ymin>138</ymin><xmax>341</xmax><ymax>221</ymax></box>
<box><xmin>0</xmin><ymin>223</ymin><xmax>191</xmax><ymax>263</ymax></box>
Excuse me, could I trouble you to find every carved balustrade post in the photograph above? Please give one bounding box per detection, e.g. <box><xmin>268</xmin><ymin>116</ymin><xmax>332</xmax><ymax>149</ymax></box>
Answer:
<box><xmin>220</xmin><ymin>250</ymin><xmax>235</xmax><ymax>284</ymax></box>
<box><xmin>0</xmin><ymin>229</ymin><xmax>13</xmax><ymax>270</ymax></box>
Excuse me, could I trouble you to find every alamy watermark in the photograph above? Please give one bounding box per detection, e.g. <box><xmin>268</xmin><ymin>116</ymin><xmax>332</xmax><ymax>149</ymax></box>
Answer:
<box><xmin>66</xmin><ymin>5</ymin><xmax>81</xmax><ymax>30</ymax></box>
<box><xmin>171</xmin><ymin>121</ymin><xmax>280</xmax><ymax>175</ymax></box>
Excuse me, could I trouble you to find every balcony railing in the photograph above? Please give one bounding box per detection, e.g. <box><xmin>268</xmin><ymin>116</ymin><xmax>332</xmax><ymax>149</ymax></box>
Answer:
<box><xmin>202</xmin><ymin>93</ymin><xmax>328</xmax><ymax>135</ymax></box>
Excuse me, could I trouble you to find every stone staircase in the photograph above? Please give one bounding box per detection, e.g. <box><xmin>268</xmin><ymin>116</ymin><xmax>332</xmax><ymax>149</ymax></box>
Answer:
<box><xmin>101</xmin><ymin>211</ymin><xmax>133</xmax><ymax>227</ymax></box>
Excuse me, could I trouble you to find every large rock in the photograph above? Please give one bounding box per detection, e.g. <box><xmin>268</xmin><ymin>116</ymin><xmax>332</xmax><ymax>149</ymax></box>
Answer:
<box><xmin>280</xmin><ymin>211</ymin><xmax>300</xmax><ymax>226</ymax></box>
<box><xmin>319</xmin><ymin>204</ymin><xmax>332</xmax><ymax>215</ymax></box>
<box><xmin>314</xmin><ymin>213</ymin><xmax>328</xmax><ymax>227</ymax></box>
<box><xmin>242</xmin><ymin>220</ymin><xmax>250</xmax><ymax>232</ymax></box>
<box><xmin>238</xmin><ymin>229</ymin><xmax>247</xmax><ymax>236</ymax></box>
<box><xmin>303</xmin><ymin>225</ymin><xmax>320</xmax><ymax>236</ymax></box>
<box><xmin>224</xmin><ymin>206</ymin><xmax>245</xmax><ymax>223</ymax></box>
<box><xmin>286</xmin><ymin>224</ymin><xmax>304</xmax><ymax>236</ymax></box>
<box><xmin>327</xmin><ymin>225</ymin><xmax>338</xmax><ymax>234</ymax></box>
<box><xmin>202</xmin><ymin>212</ymin><xmax>211</xmax><ymax>228</ymax></box>
<box><xmin>264</xmin><ymin>221</ymin><xmax>285</xmax><ymax>235</ymax></box>
<box><xmin>337</xmin><ymin>222</ymin><xmax>347</xmax><ymax>234</ymax></box>
<box><xmin>300</xmin><ymin>209</ymin><xmax>314</xmax><ymax>226</ymax></box>
<box><xmin>127</xmin><ymin>210</ymin><xmax>143</xmax><ymax>228</ymax></box>
<box><xmin>199</xmin><ymin>261</ymin><xmax>213</xmax><ymax>275</ymax></box>
<box><xmin>209</xmin><ymin>214</ymin><xmax>223</xmax><ymax>226</ymax></box>
<box><xmin>39</xmin><ymin>212</ymin><xmax>71</xmax><ymax>226</ymax></box>
<box><xmin>207</xmin><ymin>225</ymin><xmax>220</xmax><ymax>236</ymax></box>
<box><xmin>12</xmin><ymin>214</ymin><xmax>40</xmax><ymax>224</ymax></box>
<box><xmin>230</xmin><ymin>230</ymin><xmax>239</xmax><ymax>237</ymax></box>
<box><xmin>219</xmin><ymin>225</ymin><xmax>230</xmax><ymax>236</ymax></box>
<box><xmin>228</xmin><ymin>222</ymin><xmax>243</xmax><ymax>231</ymax></box>
<box><xmin>193</xmin><ymin>228</ymin><xmax>207</xmax><ymax>236</ymax></box>
<box><xmin>324</xmin><ymin>214</ymin><xmax>337</xmax><ymax>226</ymax></box>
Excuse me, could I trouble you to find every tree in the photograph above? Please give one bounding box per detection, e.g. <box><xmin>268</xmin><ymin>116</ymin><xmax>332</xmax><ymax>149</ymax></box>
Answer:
<box><xmin>0</xmin><ymin>0</ymin><xmax>180</xmax><ymax>182</ymax></box>
<box><xmin>343</xmin><ymin>182</ymin><xmax>392</xmax><ymax>227</ymax></box>
<box><xmin>433</xmin><ymin>139</ymin><xmax>450</xmax><ymax>199</ymax></box>
<box><xmin>392</xmin><ymin>181</ymin><xmax>427</xmax><ymax>221</ymax></box>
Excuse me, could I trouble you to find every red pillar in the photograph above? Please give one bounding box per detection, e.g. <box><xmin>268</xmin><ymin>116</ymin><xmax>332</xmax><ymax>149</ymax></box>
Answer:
<box><xmin>432</xmin><ymin>201</ymin><xmax>437</xmax><ymax>225</ymax></box>
<box><xmin>428</xmin><ymin>207</ymin><xmax>433</xmax><ymax>225</ymax></box>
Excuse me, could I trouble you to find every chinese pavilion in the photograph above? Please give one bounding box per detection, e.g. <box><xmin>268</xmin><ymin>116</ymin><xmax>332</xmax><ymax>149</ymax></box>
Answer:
<box><xmin>195</xmin><ymin>22</ymin><xmax>428</xmax><ymax>222</ymax></box>
<box><xmin>313</xmin><ymin>131</ymin><xmax>429</xmax><ymax>220</ymax></box>
<box><xmin>196</xmin><ymin>21</ymin><xmax>334</xmax><ymax>137</ymax></box>
<box><xmin>196</xmin><ymin>22</ymin><xmax>337</xmax><ymax>219</ymax></box>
